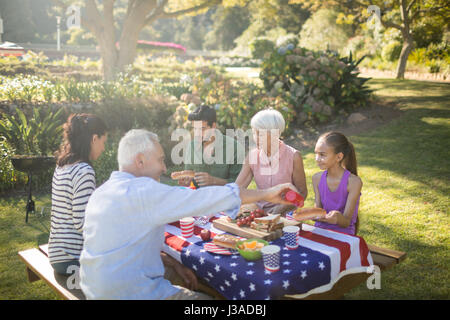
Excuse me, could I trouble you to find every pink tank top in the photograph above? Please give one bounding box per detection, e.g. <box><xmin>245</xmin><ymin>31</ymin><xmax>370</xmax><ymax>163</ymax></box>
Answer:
<box><xmin>314</xmin><ymin>169</ymin><xmax>359</xmax><ymax>235</ymax></box>
<box><xmin>249</xmin><ymin>140</ymin><xmax>297</xmax><ymax>210</ymax></box>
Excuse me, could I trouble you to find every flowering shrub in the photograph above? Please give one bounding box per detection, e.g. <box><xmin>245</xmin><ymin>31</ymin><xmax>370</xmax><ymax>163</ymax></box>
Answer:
<box><xmin>260</xmin><ymin>45</ymin><xmax>372</xmax><ymax>125</ymax></box>
<box><xmin>170</xmin><ymin>64</ymin><xmax>295</xmax><ymax>137</ymax></box>
<box><xmin>211</xmin><ymin>56</ymin><xmax>262</xmax><ymax>68</ymax></box>
<box><xmin>136</xmin><ymin>40</ymin><xmax>186</xmax><ymax>54</ymax></box>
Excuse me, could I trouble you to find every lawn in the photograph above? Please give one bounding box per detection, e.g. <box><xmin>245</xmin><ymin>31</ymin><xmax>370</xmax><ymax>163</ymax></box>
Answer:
<box><xmin>0</xmin><ymin>78</ymin><xmax>449</xmax><ymax>299</ymax></box>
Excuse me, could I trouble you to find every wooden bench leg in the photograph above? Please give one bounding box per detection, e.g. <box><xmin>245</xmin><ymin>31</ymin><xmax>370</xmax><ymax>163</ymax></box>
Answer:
<box><xmin>26</xmin><ymin>266</ymin><xmax>41</xmax><ymax>283</ymax></box>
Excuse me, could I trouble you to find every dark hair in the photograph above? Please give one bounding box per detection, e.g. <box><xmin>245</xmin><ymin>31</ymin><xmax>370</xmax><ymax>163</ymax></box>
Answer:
<box><xmin>56</xmin><ymin>113</ymin><xmax>108</xmax><ymax>167</ymax></box>
<box><xmin>319</xmin><ymin>131</ymin><xmax>358</xmax><ymax>176</ymax></box>
<box><xmin>187</xmin><ymin>104</ymin><xmax>216</xmax><ymax>127</ymax></box>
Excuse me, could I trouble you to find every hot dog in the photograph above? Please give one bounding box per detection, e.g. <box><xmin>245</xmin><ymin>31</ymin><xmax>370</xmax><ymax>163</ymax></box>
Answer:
<box><xmin>213</xmin><ymin>234</ymin><xmax>241</xmax><ymax>249</ymax></box>
<box><xmin>292</xmin><ymin>207</ymin><xmax>327</xmax><ymax>221</ymax></box>
<box><xmin>170</xmin><ymin>170</ymin><xmax>195</xmax><ymax>180</ymax></box>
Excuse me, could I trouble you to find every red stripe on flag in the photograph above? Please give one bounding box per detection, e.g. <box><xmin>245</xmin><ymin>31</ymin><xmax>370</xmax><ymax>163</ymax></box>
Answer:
<box><xmin>300</xmin><ymin>230</ymin><xmax>351</xmax><ymax>272</ymax></box>
<box><xmin>355</xmin><ymin>235</ymin><xmax>371</xmax><ymax>266</ymax></box>
<box><xmin>164</xmin><ymin>232</ymin><xmax>190</xmax><ymax>252</ymax></box>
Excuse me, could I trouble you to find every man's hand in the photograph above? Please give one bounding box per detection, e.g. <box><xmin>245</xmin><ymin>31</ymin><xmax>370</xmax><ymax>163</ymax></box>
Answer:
<box><xmin>173</xmin><ymin>262</ymin><xmax>198</xmax><ymax>291</ymax></box>
<box><xmin>264</xmin><ymin>183</ymin><xmax>299</xmax><ymax>205</ymax></box>
<box><xmin>178</xmin><ymin>176</ymin><xmax>193</xmax><ymax>187</ymax></box>
<box><xmin>194</xmin><ymin>172</ymin><xmax>215</xmax><ymax>187</ymax></box>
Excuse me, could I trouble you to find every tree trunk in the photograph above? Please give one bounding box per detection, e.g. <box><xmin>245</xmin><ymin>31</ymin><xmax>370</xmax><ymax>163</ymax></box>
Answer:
<box><xmin>395</xmin><ymin>36</ymin><xmax>414</xmax><ymax>79</ymax></box>
<box><xmin>395</xmin><ymin>0</ymin><xmax>414</xmax><ymax>80</ymax></box>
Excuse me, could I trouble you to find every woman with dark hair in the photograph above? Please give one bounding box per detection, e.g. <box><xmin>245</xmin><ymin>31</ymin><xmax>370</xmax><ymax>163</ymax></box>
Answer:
<box><xmin>311</xmin><ymin>131</ymin><xmax>362</xmax><ymax>235</ymax></box>
<box><xmin>48</xmin><ymin>113</ymin><xmax>108</xmax><ymax>275</ymax></box>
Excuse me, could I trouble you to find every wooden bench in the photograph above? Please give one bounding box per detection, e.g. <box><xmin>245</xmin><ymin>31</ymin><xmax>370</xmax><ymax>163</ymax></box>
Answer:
<box><xmin>18</xmin><ymin>244</ymin><xmax>85</xmax><ymax>300</ymax></box>
<box><xmin>18</xmin><ymin>243</ymin><xmax>405</xmax><ymax>300</ymax></box>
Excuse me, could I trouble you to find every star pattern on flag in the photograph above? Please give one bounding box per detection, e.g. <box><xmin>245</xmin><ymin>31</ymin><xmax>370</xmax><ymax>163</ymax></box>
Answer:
<box><xmin>173</xmin><ymin>230</ymin><xmax>350</xmax><ymax>300</ymax></box>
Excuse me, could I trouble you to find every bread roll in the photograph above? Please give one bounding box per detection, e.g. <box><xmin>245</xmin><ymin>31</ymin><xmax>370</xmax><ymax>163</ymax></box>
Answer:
<box><xmin>170</xmin><ymin>170</ymin><xmax>195</xmax><ymax>180</ymax></box>
<box><xmin>213</xmin><ymin>234</ymin><xmax>240</xmax><ymax>249</ymax></box>
<box><xmin>292</xmin><ymin>207</ymin><xmax>327</xmax><ymax>221</ymax></box>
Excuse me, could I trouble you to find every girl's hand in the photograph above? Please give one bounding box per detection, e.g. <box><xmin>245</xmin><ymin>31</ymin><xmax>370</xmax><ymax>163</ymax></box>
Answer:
<box><xmin>323</xmin><ymin>210</ymin><xmax>342</xmax><ymax>224</ymax></box>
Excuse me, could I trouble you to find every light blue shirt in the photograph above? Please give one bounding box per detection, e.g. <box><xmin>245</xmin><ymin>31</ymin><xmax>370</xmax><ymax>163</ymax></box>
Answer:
<box><xmin>79</xmin><ymin>171</ymin><xmax>241</xmax><ymax>299</ymax></box>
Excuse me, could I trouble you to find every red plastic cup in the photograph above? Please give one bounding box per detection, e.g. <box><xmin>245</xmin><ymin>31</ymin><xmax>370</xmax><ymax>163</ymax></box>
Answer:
<box><xmin>284</xmin><ymin>190</ymin><xmax>304</xmax><ymax>207</ymax></box>
<box><xmin>180</xmin><ymin>217</ymin><xmax>195</xmax><ymax>238</ymax></box>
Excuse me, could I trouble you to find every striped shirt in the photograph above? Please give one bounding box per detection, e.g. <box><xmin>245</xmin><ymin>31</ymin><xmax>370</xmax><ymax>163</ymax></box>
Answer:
<box><xmin>48</xmin><ymin>162</ymin><xmax>96</xmax><ymax>265</ymax></box>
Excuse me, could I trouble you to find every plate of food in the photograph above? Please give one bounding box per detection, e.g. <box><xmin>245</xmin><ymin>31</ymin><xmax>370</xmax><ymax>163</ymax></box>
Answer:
<box><xmin>204</xmin><ymin>234</ymin><xmax>243</xmax><ymax>255</ymax></box>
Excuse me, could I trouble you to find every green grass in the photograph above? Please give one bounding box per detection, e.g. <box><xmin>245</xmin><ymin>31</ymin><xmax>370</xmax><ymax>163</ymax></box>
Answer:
<box><xmin>1</xmin><ymin>78</ymin><xmax>449</xmax><ymax>299</ymax></box>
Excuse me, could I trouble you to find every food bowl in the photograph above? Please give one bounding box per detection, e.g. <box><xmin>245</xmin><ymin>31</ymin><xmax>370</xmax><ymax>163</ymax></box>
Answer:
<box><xmin>235</xmin><ymin>238</ymin><xmax>269</xmax><ymax>261</ymax></box>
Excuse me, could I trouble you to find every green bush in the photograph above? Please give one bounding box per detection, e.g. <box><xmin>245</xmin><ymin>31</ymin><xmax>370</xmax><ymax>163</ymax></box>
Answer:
<box><xmin>425</xmin><ymin>42</ymin><xmax>449</xmax><ymax>61</ymax></box>
<box><xmin>250</xmin><ymin>39</ymin><xmax>275</xmax><ymax>59</ymax></box>
<box><xmin>382</xmin><ymin>41</ymin><xmax>403</xmax><ymax>62</ymax></box>
<box><xmin>0</xmin><ymin>106</ymin><xmax>66</xmax><ymax>155</ymax></box>
<box><xmin>0</xmin><ymin>137</ymin><xmax>26</xmax><ymax>193</ymax></box>
<box><xmin>259</xmin><ymin>45</ymin><xmax>372</xmax><ymax>125</ymax></box>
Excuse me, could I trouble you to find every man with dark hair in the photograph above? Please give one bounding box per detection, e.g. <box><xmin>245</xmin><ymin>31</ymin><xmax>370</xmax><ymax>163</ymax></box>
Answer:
<box><xmin>179</xmin><ymin>105</ymin><xmax>242</xmax><ymax>187</ymax></box>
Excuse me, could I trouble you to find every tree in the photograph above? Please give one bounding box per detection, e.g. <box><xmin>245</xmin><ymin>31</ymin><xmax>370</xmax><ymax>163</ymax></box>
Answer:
<box><xmin>290</xmin><ymin>0</ymin><xmax>450</xmax><ymax>79</ymax></box>
<box><xmin>203</xmin><ymin>5</ymin><xmax>250</xmax><ymax>50</ymax></box>
<box><xmin>55</xmin><ymin>0</ymin><xmax>248</xmax><ymax>80</ymax></box>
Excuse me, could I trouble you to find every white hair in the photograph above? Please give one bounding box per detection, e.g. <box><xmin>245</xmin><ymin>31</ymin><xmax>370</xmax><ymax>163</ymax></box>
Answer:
<box><xmin>250</xmin><ymin>109</ymin><xmax>285</xmax><ymax>134</ymax></box>
<box><xmin>117</xmin><ymin>129</ymin><xmax>159</xmax><ymax>170</ymax></box>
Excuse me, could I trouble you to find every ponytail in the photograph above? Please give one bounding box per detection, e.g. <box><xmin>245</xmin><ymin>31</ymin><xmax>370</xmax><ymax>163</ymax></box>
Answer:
<box><xmin>319</xmin><ymin>131</ymin><xmax>358</xmax><ymax>176</ymax></box>
<box><xmin>344</xmin><ymin>141</ymin><xmax>358</xmax><ymax>176</ymax></box>
<box><xmin>56</xmin><ymin>113</ymin><xmax>108</xmax><ymax>167</ymax></box>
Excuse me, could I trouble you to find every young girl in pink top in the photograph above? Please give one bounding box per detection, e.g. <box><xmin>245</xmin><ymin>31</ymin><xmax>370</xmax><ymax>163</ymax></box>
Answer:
<box><xmin>312</xmin><ymin>131</ymin><xmax>362</xmax><ymax>235</ymax></box>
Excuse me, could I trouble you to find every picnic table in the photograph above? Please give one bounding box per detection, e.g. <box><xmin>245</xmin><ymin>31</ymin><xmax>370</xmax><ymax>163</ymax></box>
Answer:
<box><xmin>18</xmin><ymin>215</ymin><xmax>406</xmax><ymax>300</ymax></box>
<box><xmin>163</xmin><ymin>213</ymin><xmax>374</xmax><ymax>300</ymax></box>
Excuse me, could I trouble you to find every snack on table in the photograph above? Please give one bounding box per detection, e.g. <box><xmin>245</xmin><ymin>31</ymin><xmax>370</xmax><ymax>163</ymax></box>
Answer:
<box><xmin>170</xmin><ymin>170</ymin><xmax>195</xmax><ymax>180</ymax></box>
<box><xmin>234</xmin><ymin>204</ymin><xmax>267</xmax><ymax>227</ymax></box>
<box><xmin>239</xmin><ymin>203</ymin><xmax>259</xmax><ymax>215</ymax></box>
<box><xmin>250</xmin><ymin>214</ymin><xmax>283</xmax><ymax>232</ymax></box>
<box><xmin>213</xmin><ymin>234</ymin><xmax>241</xmax><ymax>249</ymax></box>
<box><xmin>292</xmin><ymin>207</ymin><xmax>327</xmax><ymax>221</ymax></box>
<box><xmin>238</xmin><ymin>240</ymin><xmax>265</xmax><ymax>251</ymax></box>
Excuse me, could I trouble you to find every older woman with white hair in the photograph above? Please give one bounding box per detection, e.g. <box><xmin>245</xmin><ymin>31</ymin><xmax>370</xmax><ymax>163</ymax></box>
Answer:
<box><xmin>236</xmin><ymin>109</ymin><xmax>308</xmax><ymax>215</ymax></box>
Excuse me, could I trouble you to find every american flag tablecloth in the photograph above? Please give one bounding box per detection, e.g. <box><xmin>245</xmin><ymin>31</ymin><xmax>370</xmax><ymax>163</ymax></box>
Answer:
<box><xmin>163</xmin><ymin>214</ymin><xmax>374</xmax><ymax>300</ymax></box>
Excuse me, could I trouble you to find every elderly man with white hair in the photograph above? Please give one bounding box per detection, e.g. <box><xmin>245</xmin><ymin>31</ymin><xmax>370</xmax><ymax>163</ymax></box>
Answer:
<box><xmin>236</xmin><ymin>109</ymin><xmax>308</xmax><ymax>216</ymax></box>
<box><xmin>79</xmin><ymin>129</ymin><xmax>297</xmax><ymax>300</ymax></box>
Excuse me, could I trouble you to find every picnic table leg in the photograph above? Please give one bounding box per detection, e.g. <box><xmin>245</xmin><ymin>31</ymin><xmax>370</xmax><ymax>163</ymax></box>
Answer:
<box><xmin>26</xmin><ymin>266</ymin><xmax>41</xmax><ymax>283</ymax></box>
